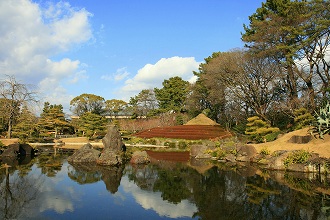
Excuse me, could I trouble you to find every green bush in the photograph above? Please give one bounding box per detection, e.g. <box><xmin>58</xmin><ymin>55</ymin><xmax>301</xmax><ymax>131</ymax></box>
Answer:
<box><xmin>245</xmin><ymin>116</ymin><xmax>280</xmax><ymax>143</ymax></box>
<box><xmin>0</xmin><ymin>141</ymin><xmax>4</xmax><ymax>148</ymax></box>
<box><xmin>178</xmin><ymin>141</ymin><xmax>187</xmax><ymax>149</ymax></box>
<box><xmin>311</xmin><ymin>102</ymin><xmax>330</xmax><ymax>139</ymax></box>
<box><xmin>264</xmin><ymin>132</ymin><xmax>280</xmax><ymax>142</ymax></box>
<box><xmin>293</xmin><ymin>108</ymin><xmax>314</xmax><ymax>130</ymax></box>
<box><xmin>164</xmin><ymin>141</ymin><xmax>176</xmax><ymax>148</ymax></box>
<box><xmin>146</xmin><ymin>138</ymin><xmax>157</xmax><ymax>145</ymax></box>
<box><xmin>260</xmin><ymin>147</ymin><xmax>270</xmax><ymax>156</ymax></box>
<box><xmin>168</xmin><ymin>142</ymin><xmax>176</xmax><ymax>148</ymax></box>
<box><xmin>284</xmin><ymin>150</ymin><xmax>311</xmax><ymax>168</ymax></box>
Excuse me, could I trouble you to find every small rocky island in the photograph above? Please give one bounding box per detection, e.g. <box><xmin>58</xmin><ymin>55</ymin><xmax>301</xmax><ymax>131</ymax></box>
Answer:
<box><xmin>68</xmin><ymin>125</ymin><xmax>150</xmax><ymax>166</ymax></box>
<box><xmin>68</xmin><ymin>125</ymin><xmax>126</xmax><ymax>166</ymax></box>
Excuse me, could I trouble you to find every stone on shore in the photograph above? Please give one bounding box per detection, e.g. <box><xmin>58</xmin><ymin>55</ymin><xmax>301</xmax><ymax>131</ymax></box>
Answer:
<box><xmin>102</xmin><ymin>125</ymin><xmax>124</xmax><ymax>151</ymax></box>
<box><xmin>130</xmin><ymin>151</ymin><xmax>150</xmax><ymax>164</ymax></box>
<box><xmin>97</xmin><ymin>125</ymin><xmax>125</xmax><ymax>166</ymax></box>
<box><xmin>68</xmin><ymin>143</ymin><xmax>100</xmax><ymax>163</ymax></box>
<box><xmin>97</xmin><ymin>149</ymin><xmax>122</xmax><ymax>166</ymax></box>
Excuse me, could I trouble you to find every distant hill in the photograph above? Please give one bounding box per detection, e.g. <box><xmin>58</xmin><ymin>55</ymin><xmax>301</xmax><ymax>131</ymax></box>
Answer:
<box><xmin>185</xmin><ymin>113</ymin><xmax>219</xmax><ymax>125</ymax></box>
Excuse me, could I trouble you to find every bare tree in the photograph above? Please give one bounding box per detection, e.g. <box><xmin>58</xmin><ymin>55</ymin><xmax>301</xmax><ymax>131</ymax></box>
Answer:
<box><xmin>0</xmin><ymin>75</ymin><xmax>38</xmax><ymax>139</ymax></box>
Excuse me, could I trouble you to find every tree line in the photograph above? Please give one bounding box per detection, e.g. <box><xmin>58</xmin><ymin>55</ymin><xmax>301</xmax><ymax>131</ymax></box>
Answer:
<box><xmin>0</xmin><ymin>0</ymin><xmax>329</xmax><ymax>141</ymax></box>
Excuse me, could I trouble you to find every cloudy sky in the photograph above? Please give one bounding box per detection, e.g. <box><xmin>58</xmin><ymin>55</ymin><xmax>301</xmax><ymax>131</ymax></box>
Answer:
<box><xmin>0</xmin><ymin>0</ymin><xmax>264</xmax><ymax>114</ymax></box>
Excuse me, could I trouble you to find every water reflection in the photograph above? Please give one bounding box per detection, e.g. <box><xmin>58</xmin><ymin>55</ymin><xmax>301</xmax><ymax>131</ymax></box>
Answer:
<box><xmin>0</xmin><ymin>153</ymin><xmax>330</xmax><ymax>219</ymax></box>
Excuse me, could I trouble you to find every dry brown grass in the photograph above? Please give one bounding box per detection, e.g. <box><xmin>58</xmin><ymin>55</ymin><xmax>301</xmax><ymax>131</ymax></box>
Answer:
<box><xmin>252</xmin><ymin>128</ymin><xmax>330</xmax><ymax>158</ymax></box>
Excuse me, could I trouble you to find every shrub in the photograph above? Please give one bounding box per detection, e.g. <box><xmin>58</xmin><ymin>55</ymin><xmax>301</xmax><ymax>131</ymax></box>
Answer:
<box><xmin>208</xmin><ymin>147</ymin><xmax>227</xmax><ymax>159</ymax></box>
<box><xmin>0</xmin><ymin>141</ymin><xmax>4</xmax><ymax>148</ymax></box>
<box><xmin>284</xmin><ymin>150</ymin><xmax>311</xmax><ymax>168</ymax></box>
<box><xmin>146</xmin><ymin>138</ymin><xmax>157</xmax><ymax>145</ymax></box>
<box><xmin>164</xmin><ymin>141</ymin><xmax>176</xmax><ymax>148</ymax></box>
<box><xmin>264</xmin><ymin>132</ymin><xmax>280</xmax><ymax>142</ymax></box>
<box><xmin>293</xmin><ymin>108</ymin><xmax>314</xmax><ymax>130</ymax></box>
<box><xmin>260</xmin><ymin>147</ymin><xmax>270</xmax><ymax>156</ymax></box>
<box><xmin>245</xmin><ymin>116</ymin><xmax>280</xmax><ymax>143</ymax></box>
<box><xmin>311</xmin><ymin>102</ymin><xmax>330</xmax><ymax>139</ymax></box>
<box><xmin>178</xmin><ymin>141</ymin><xmax>187</xmax><ymax>149</ymax></box>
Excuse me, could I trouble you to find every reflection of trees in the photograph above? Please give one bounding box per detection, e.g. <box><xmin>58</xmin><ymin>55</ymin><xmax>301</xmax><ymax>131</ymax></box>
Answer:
<box><xmin>36</xmin><ymin>154</ymin><xmax>64</xmax><ymax>177</ymax></box>
<box><xmin>190</xmin><ymin>166</ymin><xmax>249</xmax><ymax>220</ymax></box>
<box><xmin>126</xmin><ymin>164</ymin><xmax>158</xmax><ymax>190</ymax></box>
<box><xmin>153</xmin><ymin>165</ymin><xmax>191</xmax><ymax>204</ymax></box>
<box><xmin>0</xmin><ymin>164</ymin><xmax>43</xmax><ymax>219</ymax></box>
<box><xmin>68</xmin><ymin>163</ymin><xmax>102</xmax><ymax>184</ymax></box>
<box><xmin>68</xmin><ymin>163</ymin><xmax>124</xmax><ymax>194</ymax></box>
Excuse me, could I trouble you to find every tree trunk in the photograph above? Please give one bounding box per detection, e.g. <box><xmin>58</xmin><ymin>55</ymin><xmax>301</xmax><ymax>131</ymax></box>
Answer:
<box><xmin>7</xmin><ymin>116</ymin><xmax>12</xmax><ymax>139</ymax></box>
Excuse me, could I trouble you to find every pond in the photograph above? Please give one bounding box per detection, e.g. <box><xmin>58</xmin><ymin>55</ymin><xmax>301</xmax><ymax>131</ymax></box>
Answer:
<box><xmin>1</xmin><ymin>152</ymin><xmax>330</xmax><ymax>220</ymax></box>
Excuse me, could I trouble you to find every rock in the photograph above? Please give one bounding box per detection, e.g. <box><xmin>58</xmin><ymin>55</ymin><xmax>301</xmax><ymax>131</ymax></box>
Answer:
<box><xmin>237</xmin><ymin>145</ymin><xmax>257</xmax><ymax>159</ymax></box>
<box><xmin>190</xmin><ymin>145</ymin><xmax>213</xmax><ymax>158</ymax></box>
<box><xmin>288</xmin><ymin>135</ymin><xmax>312</xmax><ymax>144</ymax></box>
<box><xmin>266</xmin><ymin>151</ymin><xmax>290</xmax><ymax>170</ymax></box>
<box><xmin>101</xmin><ymin>166</ymin><xmax>124</xmax><ymax>194</ymax></box>
<box><xmin>1</xmin><ymin>143</ymin><xmax>20</xmax><ymax>157</ymax></box>
<box><xmin>68</xmin><ymin>143</ymin><xmax>100</xmax><ymax>163</ymax></box>
<box><xmin>97</xmin><ymin>149</ymin><xmax>122</xmax><ymax>166</ymax></box>
<box><xmin>20</xmin><ymin>144</ymin><xmax>35</xmax><ymax>155</ymax></box>
<box><xmin>102</xmin><ymin>125</ymin><xmax>124</xmax><ymax>152</ymax></box>
<box><xmin>225</xmin><ymin>154</ymin><xmax>236</xmax><ymax>162</ymax></box>
<box><xmin>130</xmin><ymin>151</ymin><xmax>150</xmax><ymax>164</ymax></box>
<box><xmin>236</xmin><ymin>155</ymin><xmax>250</xmax><ymax>162</ymax></box>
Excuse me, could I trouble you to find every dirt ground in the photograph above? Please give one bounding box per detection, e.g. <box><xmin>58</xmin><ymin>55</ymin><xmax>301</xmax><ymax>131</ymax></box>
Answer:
<box><xmin>251</xmin><ymin>128</ymin><xmax>330</xmax><ymax>158</ymax></box>
<box><xmin>1</xmin><ymin>128</ymin><xmax>330</xmax><ymax>158</ymax></box>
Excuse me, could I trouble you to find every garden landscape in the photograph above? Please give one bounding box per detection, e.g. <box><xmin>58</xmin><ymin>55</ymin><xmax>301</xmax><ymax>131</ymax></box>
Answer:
<box><xmin>1</xmin><ymin>0</ymin><xmax>330</xmax><ymax>219</ymax></box>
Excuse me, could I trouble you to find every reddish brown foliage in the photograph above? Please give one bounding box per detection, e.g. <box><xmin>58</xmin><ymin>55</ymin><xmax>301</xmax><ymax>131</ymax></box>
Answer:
<box><xmin>146</xmin><ymin>150</ymin><xmax>190</xmax><ymax>162</ymax></box>
<box><xmin>133</xmin><ymin>125</ymin><xmax>231</xmax><ymax>140</ymax></box>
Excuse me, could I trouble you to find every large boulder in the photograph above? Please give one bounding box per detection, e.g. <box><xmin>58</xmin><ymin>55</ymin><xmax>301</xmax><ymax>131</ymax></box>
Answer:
<box><xmin>68</xmin><ymin>143</ymin><xmax>100</xmax><ymax>163</ymax></box>
<box><xmin>1</xmin><ymin>143</ymin><xmax>20</xmax><ymax>157</ymax></box>
<box><xmin>19</xmin><ymin>144</ymin><xmax>35</xmax><ymax>155</ymax></box>
<box><xmin>102</xmin><ymin>125</ymin><xmax>124</xmax><ymax>152</ymax></box>
<box><xmin>97</xmin><ymin>125</ymin><xmax>126</xmax><ymax>166</ymax></box>
<box><xmin>130</xmin><ymin>151</ymin><xmax>150</xmax><ymax>164</ymax></box>
<box><xmin>190</xmin><ymin>145</ymin><xmax>213</xmax><ymax>159</ymax></box>
<box><xmin>97</xmin><ymin>149</ymin><xmax>122</xmax><ymax>166</ymax></box>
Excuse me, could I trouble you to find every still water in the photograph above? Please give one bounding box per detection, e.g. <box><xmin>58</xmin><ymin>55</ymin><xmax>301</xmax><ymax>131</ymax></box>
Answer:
<box><xmin>1</xmin><ymin>152</ymin><xmax>330</xmax><ymax>220</ymax></box>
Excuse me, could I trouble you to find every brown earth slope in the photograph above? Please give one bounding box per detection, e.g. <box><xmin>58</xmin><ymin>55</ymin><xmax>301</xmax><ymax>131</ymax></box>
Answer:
<box><xmin>252</xmin><ymin>128</ymin><xmax>330</xmax><ymax>158</ymax></box>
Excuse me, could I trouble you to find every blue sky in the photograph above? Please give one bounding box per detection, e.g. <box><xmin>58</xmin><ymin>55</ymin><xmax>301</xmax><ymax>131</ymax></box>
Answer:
<box><xmin>0</xmin><ymin>0</ymin><xmax>264</xmax><ymax>114</ymax></box>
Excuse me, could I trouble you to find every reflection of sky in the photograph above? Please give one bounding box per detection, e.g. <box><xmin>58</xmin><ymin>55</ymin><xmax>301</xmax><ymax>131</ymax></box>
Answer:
<box><xmin>7</xmin><ymin>160</ymin><xmax>197</xmax><ymax>219</ymax></box>
<box><xmin>121</xmin><ymin>176</ymin><xmax>197</xmax><ymax>218</ymax></box>
<box><xmin>22</xmin><ymin>162</ymin><xmax>79</xmax><ymax>218</ymax></box>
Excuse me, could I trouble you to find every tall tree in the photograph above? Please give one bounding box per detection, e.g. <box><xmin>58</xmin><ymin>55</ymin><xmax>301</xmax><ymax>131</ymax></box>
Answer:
<box><xmin>78</xmin><ymin>112</ymin><xmax>107</xmax><ymax>138</ymax></box>
<box><xmin>0</xmin><ymin>75</ymin><xmax>38</xmax><ymax>138</ymax></box>
<box><xmin>154</xmin><ymin>76</ymin><xmax>189</xmax><ymax>113</ymax></box>
<box><xmin>105</xmin><ymin>99</ymin><xmax>127</xmax><ymax>117</ymax></box>
<box><xmin>203</xmin><ymin>50</ymin><xmax>283</xmax><ymax>122</ymax></box>
<box><xmin>38</xmin><ymin>102</ymin><xmax>69</xmax><ymax>138</ymax></box>
<box><xmin>70</xmin><ymin>93</ymin><xmax>105</xmax><ymax>116</ymax></box>
<box><xmin>12</xmin><ymin>105</ymin><xmax>38</xmax><ymax>141</ymax></box>
<box><xmin>129</xmin><ymin>89</ymin><xmax>158</xmax><ymax>117</ymax></box>
<box><xmin>242</xmin><ymin>0</ymin><xmax>330</xmax><ymax>110</ymax></box>
<box><xmin>186</xmin><ymin>52</ymin><xmax>221</xmax><ymax>119</ymax></box>
<box><xmin>241</xmin><ymin>0</ymin><xmax>303</xmax><ymax>106</ymax></box>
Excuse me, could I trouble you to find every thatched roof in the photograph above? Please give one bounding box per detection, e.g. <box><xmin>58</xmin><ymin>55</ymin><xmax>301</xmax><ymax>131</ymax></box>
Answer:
<box><xmin>185</xmin><ymin>113</ymin><xmax>219</xmax><ymax>125</ymax></box>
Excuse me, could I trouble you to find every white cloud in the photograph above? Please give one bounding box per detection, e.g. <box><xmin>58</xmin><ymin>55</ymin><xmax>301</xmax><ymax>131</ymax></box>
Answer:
<box><xmin>119</xmin><ymin>56</ymin><xmax>200</xmax><ymax>99</ymax></box>
<box><xmin>0</xmin><ymin>0</ymin><xmax>92</xmax><ymax>106</ymax></box>
<box><xmin>121</xmin><ymin>176</ymin><xmax>197</xmax><ymax>218</ymax></box>
<box><xmin>101</xmin><ymin>67</ymin><xmax>130</xmax><ymax>81</ymax></box>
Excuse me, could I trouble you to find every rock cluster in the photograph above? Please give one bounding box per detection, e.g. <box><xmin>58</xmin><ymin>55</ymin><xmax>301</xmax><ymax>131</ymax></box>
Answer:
<box><xmin>68</xmin><ymin>125</ymin><xmax>125</xmax><ymax>166</ymax></box>
<box><xmin>191</xmin><ymin>144</ymin><xmax>330</xmax><ymax>173</ymax></box>
<box><xmin>0</xmin><ymin>143</ymin><xmax>35</xmax><ymax>157</ymax></box>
